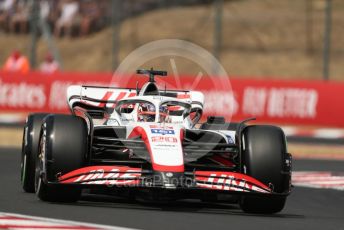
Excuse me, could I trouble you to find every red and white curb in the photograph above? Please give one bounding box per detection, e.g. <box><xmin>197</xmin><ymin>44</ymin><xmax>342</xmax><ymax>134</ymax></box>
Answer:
<box><xmin>0</xmin><ymin>114</ymin><xmax>27</xmax><ymax>124</ymax></box>
<box><xmin>292</xmin><ymin>153</ymin><xmax>344</xmax><ymax>161</ymax></box>
<box><xmin>292</xmin><ymin>171</ymin><xmax>344</xmax><ymax>191</ymax></box>
<box><xmin>282</xmin><ymin>126</ymin><xmax>344</xmax><ymax>139</ymax></box>
<box><xmin>0</xmin><ymin>212</ymin><xmax>137</xmax><ymax>230</ymax></box>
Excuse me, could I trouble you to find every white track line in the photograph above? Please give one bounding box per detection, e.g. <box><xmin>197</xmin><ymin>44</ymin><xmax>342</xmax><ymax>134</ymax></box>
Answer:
<box><xmin>0</xmin><ymin>212</ymin><xmax>139</xmax><ymax>230</ymax></box>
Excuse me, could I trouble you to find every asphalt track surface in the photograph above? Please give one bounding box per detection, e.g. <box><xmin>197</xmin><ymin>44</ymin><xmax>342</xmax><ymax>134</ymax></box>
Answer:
<box><xmin>0</xmin><ymin>147</ymin><xmax>343</xmax><ymax>230</ymax></box>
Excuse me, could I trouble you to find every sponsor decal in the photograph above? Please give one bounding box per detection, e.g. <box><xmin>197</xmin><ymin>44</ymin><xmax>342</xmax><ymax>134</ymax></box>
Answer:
<box><xmin>151</xmin><ymin>136</ymin><xmax>178</xmax><ymax>143</ymax></box>
<box><xmin>267</xmin><ymin>88</ymin><xmax>318</xmax><ymax>118</ymax></box>
<box><xmin>153</xmin><ymin>145</ymin><xmax>178</xmax><ymax>149</ymax></box>
<box><xmin>151</xmin><ymin>129</ymin><xmax>175</xmax><ymax>135</ymax></box>
<box><xmin>177</xmin><ymin>93</ymin><xmax>191</xmax><ymax>99</ymax></box>
<box><xmin>203</xmin><ymin>91</ymin><xmax>238</xmax><ymax>116</ymax></box>
<box><xmin>149</xmin><ymin>125</ymin><xmax>174</xmax><ymax>129</ymax></box>
<box><xmin>59</xmin><ymin>166</ymin><xmax>141</xmax><ymax>186</ymax></box>
<box><xmin>121</xmin><ymin>118</ymin><xmax>134</xmax><ymax>122</ymax></box>
<box><xmin>0</xmin><ymin>71</ymin><xmax>343</xmax><ymax>127</ymax></box>
<box><xmin>195</xmin><ymin>171</ymin><xmax>271</xmax><ymax>193</ymax></box>
<box><xmin>49</xmin><ymin>81</ymin><xmax>72</xmax><ymax>110</ymax></box>
<box><xmin>238</xmin><ymin>86</ymin><xmax>319</xmax><ymax>118</ymax></box>
<box><xmin>0</xmin><ymin>80</ymin><xmax>46</xmax><ymax>109</ymax></box>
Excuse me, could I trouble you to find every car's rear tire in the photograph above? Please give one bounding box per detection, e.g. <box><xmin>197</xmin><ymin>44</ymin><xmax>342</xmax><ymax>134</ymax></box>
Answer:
<box><xmin>21</xmin><ymin>113</ymin><xmax>49</xmax><ymax>193</ymax></box>
<box><xmin>35</xmin><ymin>114</ymin><xmax>88</xmax><ymax>202</ymax></box>
<box><xmin>239</xmin><ymin>125</ymin><xmax>291</xmax><ymax>214</ymax></box>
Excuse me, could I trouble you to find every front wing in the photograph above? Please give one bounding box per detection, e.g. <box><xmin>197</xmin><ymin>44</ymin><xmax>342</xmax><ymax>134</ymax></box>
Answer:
<box><xmin>54</xmin><ymin>166</ymin><xmax>289</xmax><ymax>196</ymax></box>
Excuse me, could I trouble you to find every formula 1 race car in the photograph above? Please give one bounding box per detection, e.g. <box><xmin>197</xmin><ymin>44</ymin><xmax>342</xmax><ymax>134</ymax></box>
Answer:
<box><xmin>21</xmin><ymin>69</ymin><xmax>292</xmax><ymax>214</ymax></box>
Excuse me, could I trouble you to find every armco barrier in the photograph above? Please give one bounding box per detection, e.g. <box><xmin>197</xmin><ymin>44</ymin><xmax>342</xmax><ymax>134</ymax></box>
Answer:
<box><xmin>0</xmin><ymin>71</ymin><xmax>343</xmax><ymax>127</ymax></box>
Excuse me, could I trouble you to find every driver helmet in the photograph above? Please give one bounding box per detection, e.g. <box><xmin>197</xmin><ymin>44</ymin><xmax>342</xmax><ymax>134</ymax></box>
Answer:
<box><xmin>137</xmin><ymin>103</ymin><xmax>155</xmax><ymax>122</ymax></box>
<box><xmin>137</xmin><ymin>103</ymin><xmax>169</xmax><ymax>122</ymax></box>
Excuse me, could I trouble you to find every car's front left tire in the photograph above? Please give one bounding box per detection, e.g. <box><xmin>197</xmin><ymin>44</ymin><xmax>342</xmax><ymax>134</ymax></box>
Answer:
<box><xmin>35</xmin><ymin>114</ymin><xmax>88</xmax><ymax>202</ymax></box>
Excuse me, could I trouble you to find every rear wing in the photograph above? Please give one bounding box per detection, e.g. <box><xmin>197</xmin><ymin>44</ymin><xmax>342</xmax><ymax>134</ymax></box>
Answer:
<box><xmin>67</xmin><ymin>85</ymin><xmax>204</xmax><ymax>111</ymax></box>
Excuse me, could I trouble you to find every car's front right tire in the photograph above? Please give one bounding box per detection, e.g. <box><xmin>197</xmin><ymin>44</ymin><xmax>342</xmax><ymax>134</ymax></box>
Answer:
<box><xmin>239</xmin><ymin>125</ymin><xmax>291</xmax><ymax>214</ymax></box>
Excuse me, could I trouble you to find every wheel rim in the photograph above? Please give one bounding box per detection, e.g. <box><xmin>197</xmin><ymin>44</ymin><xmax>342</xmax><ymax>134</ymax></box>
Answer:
<box><xmin>20</xmin><ymin>125</ymin><xmax>28</xmax><ymax>185</ymax></box>
<box><xmin>35</xmin><ymin>125</ymin><xmax>46</xmax><ymax>193</ymax></box>
<box><xmin>21</xmin><ymin>154</ymin><xmax>27</xmax><ymax>185</ymax></box>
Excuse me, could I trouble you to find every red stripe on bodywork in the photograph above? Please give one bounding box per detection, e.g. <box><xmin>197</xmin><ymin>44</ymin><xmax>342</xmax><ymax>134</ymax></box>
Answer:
<box><xmin>177</xmin><ymin>94</ymin><xmax>190</xmax><ymax>99</ymax></box>
<box><xmin>180</xmin><ymin>129</ymin><xmax>184</xmax><ymax>141</ymax></box>
<box><xmin>128</xmin><ymin>126</ymin><xmax>145</xmax><ymax>139</ymax></box>
<box><xmin>98</xmin><ymin>91</ymin><xmax>113</xmax><ymax>107</ymax></box>
<box><xmin>111</xmin><ymin>91</ymin><xmax>127</xmax><ymax>108</ymax></box>
<box><xmin>128</xmin><ymin>92</ymin><xmax>136</xmax><ymax>97</ymax></box>
<box><xmin>152</xmin><ymin>164</ymin><xmax>184</xmax><ymax>172</ymax></box>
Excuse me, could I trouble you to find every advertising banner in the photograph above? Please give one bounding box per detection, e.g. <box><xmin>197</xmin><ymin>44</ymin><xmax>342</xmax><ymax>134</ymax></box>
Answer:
<box><xmin>0</xmin><ymin>71</ymin><xmax>343</xmax><ymax>127</ymax></box>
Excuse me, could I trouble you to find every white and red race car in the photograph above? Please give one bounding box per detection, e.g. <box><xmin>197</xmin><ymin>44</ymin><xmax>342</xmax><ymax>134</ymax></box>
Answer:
<box><xmin>21</xmin><ymin>69</ymin><xmax>292</xmax><ymax>214</ymax></box>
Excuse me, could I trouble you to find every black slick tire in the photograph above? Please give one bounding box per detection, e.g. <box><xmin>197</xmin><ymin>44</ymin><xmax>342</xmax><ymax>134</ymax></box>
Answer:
<box><xmin>35</xmin><ymin>114</ymin><xmax>87</xmax><ymax>202</ymax></box>
<box><xmin>239</xmin><ymin>125</ymin><xmax>290</xmax><ymax>214</ymax></box>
